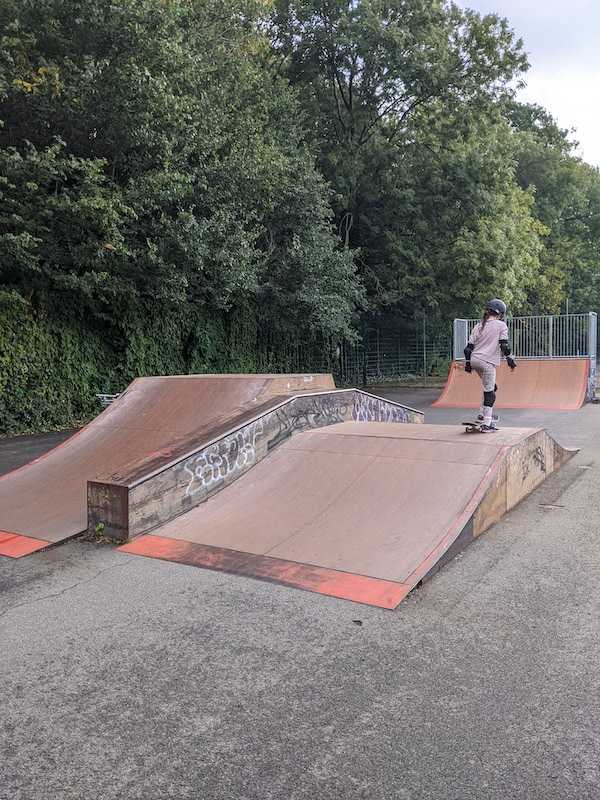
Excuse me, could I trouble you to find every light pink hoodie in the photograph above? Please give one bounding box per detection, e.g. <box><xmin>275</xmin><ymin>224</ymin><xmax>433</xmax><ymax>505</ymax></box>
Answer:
<box><xmin>468</xmin><ymin>318</ymin><xmax>509</xmax><ymax>366</ymax></box>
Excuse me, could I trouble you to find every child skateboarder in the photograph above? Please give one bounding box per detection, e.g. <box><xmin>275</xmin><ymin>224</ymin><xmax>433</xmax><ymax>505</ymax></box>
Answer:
<box><xmin>463</xmin><ymin>299</ymin><xmax>517</xmax><ymax>431</ymax></box>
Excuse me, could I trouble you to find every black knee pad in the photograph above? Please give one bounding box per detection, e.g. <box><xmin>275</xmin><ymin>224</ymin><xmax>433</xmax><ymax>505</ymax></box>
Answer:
<box><xmin>483</xmin><ymin>390</ymin><xmax>496</xmax><ymax>407</ymax></box>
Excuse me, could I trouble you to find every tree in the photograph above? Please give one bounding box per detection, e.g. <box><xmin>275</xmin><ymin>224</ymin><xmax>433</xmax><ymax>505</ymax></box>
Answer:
<box><xmin>367</xmin><ymin>105</ymin><xmax>547</xmax><ymax>318</ymax></box>
<box><xmin>506</xmin><ymin>100</ymin><xmax>600</xmax><ymax>313</ymax></box>
<box><xmin>0</xmin><ymin>0</ymin><xmax>360</xmax><ymax>342</ymax></box>
<box><xmin>267</xmin><ymin>0</ymin><xmax>534</xmax><ymax>319</ymax></box>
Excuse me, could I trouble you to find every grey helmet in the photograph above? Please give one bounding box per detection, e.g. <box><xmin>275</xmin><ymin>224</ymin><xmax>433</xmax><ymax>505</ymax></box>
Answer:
<box><xmin>485</xmin><ymin>298</ymin><xmax>507</xmax><ymax>317</ymax></box>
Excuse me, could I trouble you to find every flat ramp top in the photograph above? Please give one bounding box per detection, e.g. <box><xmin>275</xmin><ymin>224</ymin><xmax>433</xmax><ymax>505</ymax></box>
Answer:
<box><xmin>433</xmin><ymin>358</ymin><xmax>589</xmax><ymax>410</ymax></box>
<box><xmin>121</xmin><ymin>422</ymin><xmax>548</xmax><ymax>607</ymax></box>
<box><xmin>0</xmin><ymin>373</ymin><xmax>334</xmax><ymax>545</ymax></box>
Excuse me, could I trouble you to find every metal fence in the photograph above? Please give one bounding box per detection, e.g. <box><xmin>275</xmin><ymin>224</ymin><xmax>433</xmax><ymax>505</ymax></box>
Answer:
<box><xmin>338</xmin><ymin>327</ymin><xmax>452</xmax><ymax>385</ymax></box>
<box><xmin>453</xmin><ymin>313</ymin><xmax>597</xmax><ymax>359</ymax></box>
<box><xmin>317</xmin><ymin>313</ymin><xmax>599</xmax><ymax>392</ymax></box>
<box><xmin>453</xmin><ymin>313</ymin><xmax>596</xmax><ymax>360</ymax></box>
<box><xmin>453</xmin><ymin>312</ymin><xmax>598</xmax><ymax>400</ymax></box>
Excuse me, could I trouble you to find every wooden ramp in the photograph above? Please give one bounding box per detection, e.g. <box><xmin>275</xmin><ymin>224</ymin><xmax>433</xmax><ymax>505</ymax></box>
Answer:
<box><xmin>0</xmin><ymin>375</ymin><xmax>420</xmax><ymax>558</ymax></box>
<box><xmin>0</xmin><ymin>374</ymin><xmax>335</xmax><ymax>557</ymax></box>
<box><xmin>433</xmin><ymin>358</ymin><xmax>589</xmax><ymax>410</ymax></box>
<box><xmin>119</xmin><ymin>422</ymin><xmax>575</xmax><ymax>609</ymax></box>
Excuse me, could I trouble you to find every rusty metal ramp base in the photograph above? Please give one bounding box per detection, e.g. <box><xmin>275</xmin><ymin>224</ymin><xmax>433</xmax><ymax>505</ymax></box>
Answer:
<box><xmin>434</xmin><ymin>358</ymin><xmax>589</xmax><ymax>410</ymax></box>
<box><xmin>119</xmin><ymin>423</ymin><xmax>575</xmax><ymax>608</ymax></box>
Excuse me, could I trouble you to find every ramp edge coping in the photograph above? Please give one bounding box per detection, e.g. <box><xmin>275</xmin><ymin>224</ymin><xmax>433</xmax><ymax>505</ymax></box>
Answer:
<box><xmin>0</xmin><ymin>530</ymin><xmax>51</xmax><ymax>558</ymax></box>
<box><xmin>118</xmin><ymin>536</ymin><xmax>411</xmax><ymax>609</ymax></box>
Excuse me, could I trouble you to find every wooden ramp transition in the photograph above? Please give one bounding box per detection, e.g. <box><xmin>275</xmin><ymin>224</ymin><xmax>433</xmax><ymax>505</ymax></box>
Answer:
<box><xmin>0</xmin><ymin>375</ymin><xmax>420</xmax><ymax>558</ymax></box>
<box><xmin>119</xmin><ymin>422</ymin><xmax>575</xmax><ymax>609</ymax></box>
<box><xmin>433</xmin><ymin>358</ymin><xmax>589</xmax><ymax>410</ymax></box>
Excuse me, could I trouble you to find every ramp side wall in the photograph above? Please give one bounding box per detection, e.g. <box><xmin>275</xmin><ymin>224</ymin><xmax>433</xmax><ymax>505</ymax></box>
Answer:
<box><xmin>421</xmin><ymin>430</ymin><xmax>577</xmax><ymax>586</ymax></box>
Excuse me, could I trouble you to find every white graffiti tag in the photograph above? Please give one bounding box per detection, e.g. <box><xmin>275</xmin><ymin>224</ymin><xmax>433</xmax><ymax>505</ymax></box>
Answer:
<box><xmin>353</xmin><ymin>394</ymin><xmax>408</xmax><ymax>423</ymax></box>
<box><xmin>183</xmin><ymin>420</ymin><xmax>264</xmax><ymax>497</ymax></box>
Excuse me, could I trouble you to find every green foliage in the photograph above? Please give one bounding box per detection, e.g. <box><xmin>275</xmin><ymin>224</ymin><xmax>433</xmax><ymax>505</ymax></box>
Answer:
<box><xmin>0</xmin><ymin>289</ymin><xmax>119</xmax><ymax>432</ymax></box>
<box><xmin>2</xmin><ymin>0</ymin><xmax>600</xmax><ymax>433</ymax></box>
<box><xmin>268</xmin><ymin>1</ymin><xmax>600</xmax><ymax>321</ymax></box>
<box><xmin>0</xmin><ymin>0</ymin><xmax>359</xmax><ymax>330</ymax></box>
<box><xmin>0</xmin><ymin>290</ymin><xmax>335</xmax><ymax>434</ymax></box>
<box><xmin>266</xmin><ymin>0</ymin><xmax>562</xmax><ymax>320</ymax></box>
<box><xmin>0</xmin><ymin>140</ymin><xmax>133</xmax><ymax>315</ymax></box>
<box><xmin>505</xmin><ymin>100</ymin><xmax>600</xmax><ymax>313</ymax></box>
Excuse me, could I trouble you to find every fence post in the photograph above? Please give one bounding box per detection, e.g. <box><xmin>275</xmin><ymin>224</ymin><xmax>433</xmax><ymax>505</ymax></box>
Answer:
<box><xmin>588</xmin><ymin>312</ymin><xmax>597</xmax><ymax>400</ymax></box>
<box><xmin>548</xmin><ymin>316</ymin><xmax>553</xmax><ymax>358</ymax></box>
<box><xmin>361</xmin><ymin>336</ymin><xmax>367</xmax><ymax>388</ymax></box>
<box><xmin>423</xmin><ymin>316</ymin><xmax>427</xmax><ymax>377</ymax></box>
<box><xmin>453</xmin><ymin>319</ymin><xmax>468</xmax><ymax>360</ymax></box>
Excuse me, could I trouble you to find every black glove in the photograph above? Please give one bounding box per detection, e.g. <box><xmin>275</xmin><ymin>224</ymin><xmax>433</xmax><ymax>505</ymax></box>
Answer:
<box><xmin>506</xmin><ymin>356</ymin><xmax>517</xmax><ymax>370</ymax></box>
<box><xmin>464</xmin><ymin>361</ymin><xmax>472</xmax><ymax>373</ymax></box>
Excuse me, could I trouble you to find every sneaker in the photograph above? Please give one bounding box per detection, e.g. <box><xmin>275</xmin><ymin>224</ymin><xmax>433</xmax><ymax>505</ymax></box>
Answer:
<box><xmin>478</xmin><ymin>414</ymin><xmax>498</xmax><ymax>421</ymax></box>
<box><xmin>480</xmin><ymin>424</ymin><xmax>498</xmax><ymax>433</ymax></box>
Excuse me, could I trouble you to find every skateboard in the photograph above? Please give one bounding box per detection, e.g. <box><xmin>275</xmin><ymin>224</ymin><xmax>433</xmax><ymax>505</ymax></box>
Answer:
<box><xmin>463</xmin><ymin>420</ymin><xmax>499</xmax><ymax>434</ymax></box>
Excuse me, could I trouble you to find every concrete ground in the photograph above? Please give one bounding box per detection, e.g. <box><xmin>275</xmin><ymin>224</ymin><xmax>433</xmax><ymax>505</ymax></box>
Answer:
<box><xmin>2</xmin><ymin>392</ymin><xmax>600</xmax><ymax>800</ymax></box>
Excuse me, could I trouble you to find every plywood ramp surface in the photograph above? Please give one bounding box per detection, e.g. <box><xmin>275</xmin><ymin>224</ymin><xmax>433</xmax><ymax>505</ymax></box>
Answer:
<box><xmin>120</xmin><ymin>422</ymin><xmax>574</xmax><ymax>608</ymax></box>
<box><xmin>0</xmin><ymin>374</ymin><xmax>333</xmax><ymax>549</ymax></box>
<box><xmin>433</xmin><ymin>358</ymin><xmax>589</xmax><ymax>410</ymax></box>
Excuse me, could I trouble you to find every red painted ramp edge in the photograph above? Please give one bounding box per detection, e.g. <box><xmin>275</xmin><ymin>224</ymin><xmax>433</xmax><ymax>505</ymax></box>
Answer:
<box><xmin>0</xmin><ymin>531</ymin><xmax>50</xmax><ymax>558</ymax></box>
<box><xmin>117</xmin><ymin>440</ymin><xmax>511</xmax><ymax>608</ymax></box>
<box><xmin>118</xmin><ymin>536</ymin><xmax>411</xmax><ymax>609</ymax></box>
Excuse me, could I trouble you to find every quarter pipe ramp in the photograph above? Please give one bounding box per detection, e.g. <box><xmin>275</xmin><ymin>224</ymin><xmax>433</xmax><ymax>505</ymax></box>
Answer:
<box><xmin>433</xmin><ymin>358</ymin><xmax>590</xmax><ymax>410</ymax></box>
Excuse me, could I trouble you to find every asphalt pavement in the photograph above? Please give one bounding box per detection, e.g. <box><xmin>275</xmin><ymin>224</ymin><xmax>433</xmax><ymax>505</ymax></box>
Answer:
<box><xmin>1</xmin><ymin>391</ymin><xmax>600</xmax><ymax>800</ymax></box>
<box><xmin>0</xmin><ymin>429</ymin><xmax>75</xmax><ymax>474</ymax></box>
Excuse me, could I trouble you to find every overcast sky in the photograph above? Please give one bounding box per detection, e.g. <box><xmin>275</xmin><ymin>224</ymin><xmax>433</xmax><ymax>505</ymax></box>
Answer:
<box><xmin>453</xmin><ymin>0</ymin><xmax>600</xmax><ymax>167</ymax></box>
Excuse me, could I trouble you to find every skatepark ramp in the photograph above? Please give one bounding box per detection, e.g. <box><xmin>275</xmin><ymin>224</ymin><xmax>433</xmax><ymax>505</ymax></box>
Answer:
<box><xmin>435</xmin><ymin>312</ymin><xmax>597</xmax><ymax>410</ymax></box>
<box><xmin>0</xmin><ymin>374</ymin><xmax>421</xmax><ymax>557</ymax></box>
<box><xmin>119</xmin><ymin>423</ymin><xmax>575</xmax><ymax>609</ymax></box>
<box><xmin>433</xmin><ymin>358</ymin><xmax>590</xmax><ymax>410</ymax></box>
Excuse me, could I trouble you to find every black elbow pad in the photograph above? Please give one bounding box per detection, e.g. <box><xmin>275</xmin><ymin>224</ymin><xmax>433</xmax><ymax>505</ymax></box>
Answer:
<box><xmin>500</xmin><ymin>340</ymin><xmax>511</xmax><ymax>357</ymax></box>
<box><xmin>464</xmin><ymin>344</ymin><xmax>474</xmax><ymax>360</ymax></box>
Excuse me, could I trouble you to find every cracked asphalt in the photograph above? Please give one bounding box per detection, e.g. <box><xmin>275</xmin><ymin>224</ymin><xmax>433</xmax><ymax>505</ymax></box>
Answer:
<box><xmin>2</xmin><ymin>392</ymin><xmax>600</xmax><ymax>800</ymax></box>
